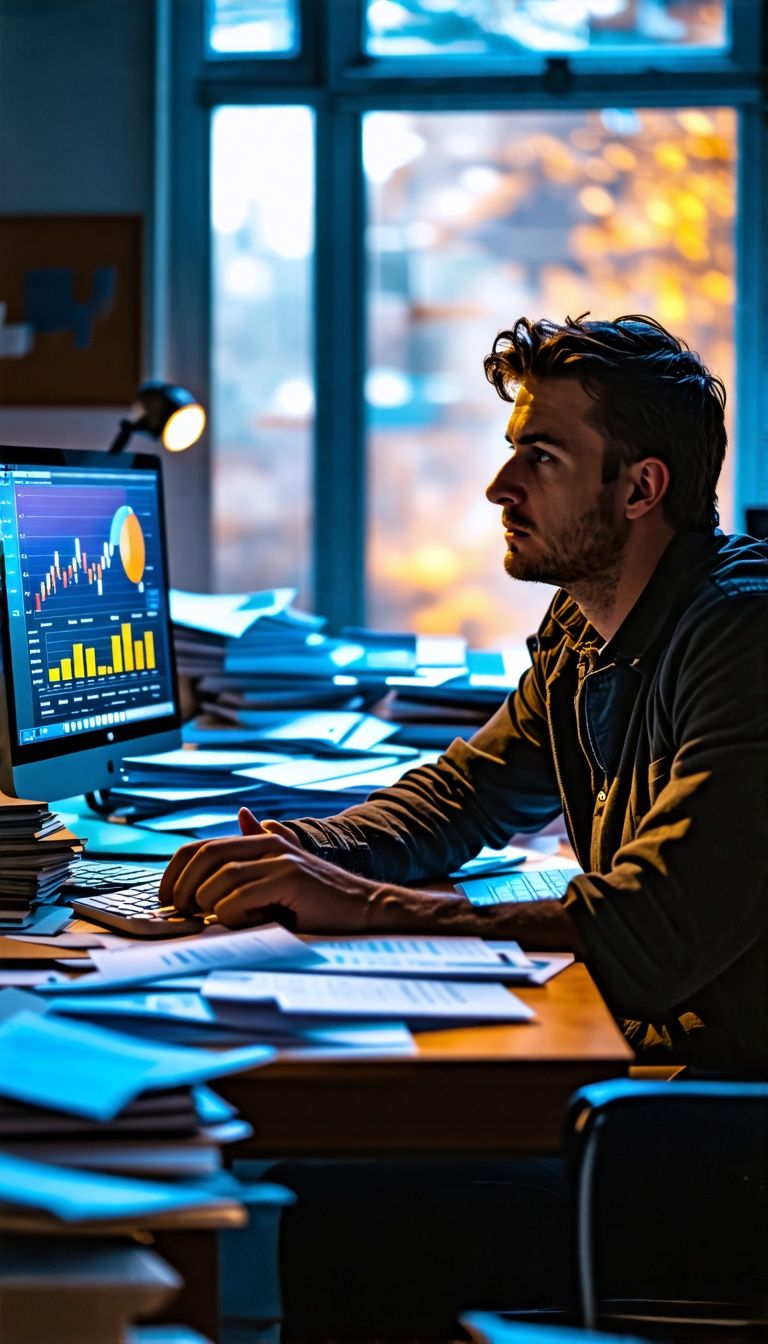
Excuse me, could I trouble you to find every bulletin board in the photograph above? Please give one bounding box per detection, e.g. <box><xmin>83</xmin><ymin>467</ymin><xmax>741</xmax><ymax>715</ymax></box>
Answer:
<box><xmin>0</xmin><ymin>215</ymin><xmax>142</xmax><ymax>406</ymax></box>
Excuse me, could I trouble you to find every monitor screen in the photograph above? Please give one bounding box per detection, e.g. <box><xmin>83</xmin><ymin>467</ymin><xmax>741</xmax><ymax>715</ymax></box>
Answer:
<box><xmin>0</xmin><ymin>447</ymin><xmax>181</xmax><ymax>800</ymax></box>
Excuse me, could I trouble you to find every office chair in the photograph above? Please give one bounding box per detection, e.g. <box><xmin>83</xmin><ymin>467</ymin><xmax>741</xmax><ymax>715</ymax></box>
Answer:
<box><xmin>463</xmin><ymin>1309</ymin><xmax>650</xmax><ymax>1344</ymax></box>
<box><xmin>564</xmin><ymin>1080</ymin><xmax>768</xmax><ymax>1341</ymax></box>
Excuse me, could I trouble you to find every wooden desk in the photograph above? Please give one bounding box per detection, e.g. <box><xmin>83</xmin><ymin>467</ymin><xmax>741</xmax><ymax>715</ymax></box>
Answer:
<box><xmin>217</xmin><ymin>962</ymin><xmax>633</xmax><ymax>1159</ymax></box>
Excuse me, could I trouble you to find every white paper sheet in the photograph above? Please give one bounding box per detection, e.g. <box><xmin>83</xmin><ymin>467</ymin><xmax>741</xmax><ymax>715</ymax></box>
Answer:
<box><xmin>0</xmin><ymin>969</ymin><xmax>57</xmax><ymax>986</ymax></box>
<box><xmin>124</xmin><ymin>748</ymin><xmax>288</xmax><ymax>771</ymax></box>
<box><xmin>38</xmin><ymin>924</ymin><xmax>325</xmax><ymax>993</ymax></box>
<box><xmin>170</xmin><ymin>586</ymin><xmax>296</xmax><ymax>637</ymax></box>
<box><xmin>203</xmin><ymin>970</ymin><xmax>535</xmax><ymax>1024</ymax></box>
<box><xmin>448</xmin><ymin>845</ymin><xmax>528</xmax><ymax>880</ymax></box>
<box><xmin>282</xmin><ymin>1021</ymin><xmax>416</xmax><ymax>1057</ymax></box>
<box><xmin>306</xmin><ymin>935</ymin><xmax>536</xmax><ymax>979</ymax></box>
<box><xmin>233</xmin><ymin>754</ymin><xmax>402</xmax><ymax>787</ymax></box>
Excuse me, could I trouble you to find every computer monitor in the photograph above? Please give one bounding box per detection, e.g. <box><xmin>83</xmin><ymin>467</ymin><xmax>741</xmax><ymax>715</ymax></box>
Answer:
<box><xmin>0</xmin><ymin>447</ymin><xmax>182</xmax><ymax>800</ymax></box>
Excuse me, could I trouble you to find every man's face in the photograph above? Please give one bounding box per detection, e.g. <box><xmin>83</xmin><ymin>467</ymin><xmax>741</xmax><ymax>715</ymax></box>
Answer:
<box><xmin>485</xmin><ymin>376</ymin><xmax>630</xmax><ymax>591</ymax></box>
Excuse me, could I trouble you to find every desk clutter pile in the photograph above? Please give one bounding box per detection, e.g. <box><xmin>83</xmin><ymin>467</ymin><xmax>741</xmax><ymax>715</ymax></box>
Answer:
<box><xmin>0</xmin><ymin>921</ymin><xmax>571</xmax><ymax>1223</ymax></box>
<box><xmin>0</xmin><ymin>980</ymin><xmax>282</xmax><ymax>1227</ymax></box>
<box><xmin>0</xmin><ymin>799</ymin><xmax>84</xmax><ymax>935</ymax></box>
<box><xmin>0</xmin><ymin>985</ymin><xmax>292</xmax><ymax>1344</ymax></box>
<box><xmin>0</xmin><ymin>587</ymin><xmax>574</xmax><ymax>1222</ymax></box>
<box><xmin>105</xmin><ymin>586</ymin><xmax>531</xmax><ymax>839</ymax></box>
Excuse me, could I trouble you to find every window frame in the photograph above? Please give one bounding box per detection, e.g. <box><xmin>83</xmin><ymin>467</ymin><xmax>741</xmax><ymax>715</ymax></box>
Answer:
<box><xmin>166</xmin><ymin>0</ymin><xmax>767</xmax><ymax>626</ymax></box>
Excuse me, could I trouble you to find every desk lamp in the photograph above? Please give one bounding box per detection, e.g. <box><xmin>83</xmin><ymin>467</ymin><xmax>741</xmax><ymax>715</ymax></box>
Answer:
<box><xmin>108</xmin><ymin>381</ymin><xmax>206</xmax><ymax>455</ymax></box>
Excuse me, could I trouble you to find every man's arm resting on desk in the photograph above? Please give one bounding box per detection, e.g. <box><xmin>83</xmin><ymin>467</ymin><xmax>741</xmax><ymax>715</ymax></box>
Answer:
<box><xmin>159</xmin><ymin>820</ymin><xmax>584</xmax><ymax>952</ymax></box>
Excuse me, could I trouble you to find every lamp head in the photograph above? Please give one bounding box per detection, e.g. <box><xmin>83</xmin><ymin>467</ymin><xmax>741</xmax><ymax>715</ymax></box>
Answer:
<box><xmin>109</xmin><ymin>381</ymin><xmax>206</xmax><ymax>454</ymax></box>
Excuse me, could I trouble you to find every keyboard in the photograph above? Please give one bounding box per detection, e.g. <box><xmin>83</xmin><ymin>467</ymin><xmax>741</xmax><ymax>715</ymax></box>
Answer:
<box><xmin>456</xmin><ymin>866</ymin><xmax>578</xmax><ymax>906</ymax></box>
<box><xmin>61</xmin><ymin>861</ymin><xmax>204</xmax><ymax>938</ymax></box>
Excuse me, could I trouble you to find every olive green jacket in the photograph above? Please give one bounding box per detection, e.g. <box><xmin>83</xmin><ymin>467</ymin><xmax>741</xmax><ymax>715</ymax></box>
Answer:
<box><xmin>289</xmin><ymin>531</ymin><xmax>768</xmax><ymax>1073</ymax></box>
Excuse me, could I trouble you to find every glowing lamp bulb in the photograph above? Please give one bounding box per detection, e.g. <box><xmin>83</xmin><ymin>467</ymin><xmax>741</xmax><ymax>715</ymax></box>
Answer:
<box><xmin>162</xmin><ymin>403</ymin><xmax>206</xmax><ymax>452</ymax></box>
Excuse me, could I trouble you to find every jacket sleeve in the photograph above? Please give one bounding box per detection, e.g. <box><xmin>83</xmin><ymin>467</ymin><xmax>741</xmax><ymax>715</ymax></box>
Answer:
<box><xmin>284</xmin><ymin>653</ymin><xmax>563</xmax><ymax>884</ymax></box>
<box><xmin>564</xmin><ymin>591</ymin><xmax>768</xmax><ymax>1020</ymax></box>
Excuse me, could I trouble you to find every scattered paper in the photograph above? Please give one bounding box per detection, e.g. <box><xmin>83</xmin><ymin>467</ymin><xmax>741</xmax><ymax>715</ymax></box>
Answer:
<box><xmin>283</xmin><ymin>1021</ymin><xmax>416</xmax><ymax>1058</ymax></box>
<box><xmin>0</xmin><ymin>1011</ymin><xmax>274</xmax><ymax>1121</ymax></box>
<box><xmin>0</xmin><ymin>1150</ymin><xmax>236</xmax><ymax>1222</ymax></box>
<box><xmin>448</xmin><ymin>845</ymin><xmax>528</xmax><ymax>880</ymax></box>
<box><xmin>306</xmin><ymin>935</ymin><xmax>536</xmax><ymax>980</ymax></box>
<box><xmin>0</xmin><ymin>987</ymin><xmax>48</xmax><ymax>1021</ymax></box>
<box><xmin>0</xmin><ymin>969</ymin><xmax>57</xmax><ymax>987</ymax></box>
<box><xmin>516</xmin><ymin>953</ymin><xmax>574</xmax><ymax>984</ymax></box>
<box><xmin>170</xmin><ymin>587</ymin><xmax>296</xmax><ymax>638</ymax></box>
<box><xmin>38</xmin><ymin>924</ymin><xmax>325</xmax><ymax>993</ymax></box>
<box><xmin>203</xmin><ymin>970</ymin><xmax>535</xmax><ymax>1026</ymax></box>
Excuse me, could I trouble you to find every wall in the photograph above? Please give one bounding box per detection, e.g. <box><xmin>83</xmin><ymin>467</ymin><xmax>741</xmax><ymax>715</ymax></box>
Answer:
<box><xmin>0</xmin><ymin>0</ymin><xmax>208</xmax><ymax>588</ymax></box>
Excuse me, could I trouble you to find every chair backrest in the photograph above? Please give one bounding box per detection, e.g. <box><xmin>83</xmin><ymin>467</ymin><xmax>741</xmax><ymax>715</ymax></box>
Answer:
<box><xmin>564</xmin><ymin>1080</ymin><xmax>768</xmax><ymax>1332</ymax></box>
<box><xmin>463</xmin><ymin>1310</ymin><xmax>650</xmax><ymax>1344</ymax></box>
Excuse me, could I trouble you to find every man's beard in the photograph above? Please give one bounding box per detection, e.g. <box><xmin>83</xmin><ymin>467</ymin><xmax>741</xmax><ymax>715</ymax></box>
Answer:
<box><xmin>504</xmin><ymin>488</ymin><xmax>627</xmax><ymax>596</ymax></box>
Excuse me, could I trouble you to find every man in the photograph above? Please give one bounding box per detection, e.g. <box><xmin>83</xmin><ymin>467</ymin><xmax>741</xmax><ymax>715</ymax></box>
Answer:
<box><xmin>163</xmin><ymin>312</ymin><xmax>768</xmax><ymax>1074</ymax></box>
<box><xmin>161</xmin><ymin>316</ymin><xmax>767</xmax><ymax>1338</ymax></box>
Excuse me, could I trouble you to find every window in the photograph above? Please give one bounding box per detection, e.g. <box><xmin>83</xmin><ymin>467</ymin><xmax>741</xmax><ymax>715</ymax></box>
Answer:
<box><xmin>365</xmin><ymin>1</ymin><xmax>728</xmax><ymax>58</ymax></box>
<box><xmin>171</xmin><ymin>0</ymin><xmax>765</xmax><ymax>644</ymax></box>
<box><xmin>211</xmin><ymin>106</ymin><xmax>315</xmax><ymax>602</ymax></box>
<box><xmin>206</xmin><ymin>0</ymin><xmax>299</xmax><ymax>55</ymax></box>
<box><xmin>365</xmin><ymin>106</ymin><xmax>736</xmax><ymax>644</ymax></box>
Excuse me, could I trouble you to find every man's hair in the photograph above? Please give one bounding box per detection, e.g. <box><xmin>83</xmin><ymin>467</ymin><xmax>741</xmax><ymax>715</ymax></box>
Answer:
<box><xmin>483</xmin><ymin>314</ymin><xmax>727</xmax><ymax>530</ymax></box>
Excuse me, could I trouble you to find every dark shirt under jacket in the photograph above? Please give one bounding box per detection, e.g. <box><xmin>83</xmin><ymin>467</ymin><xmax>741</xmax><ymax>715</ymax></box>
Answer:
<box><xmin>288</xmin><ymin>531</ymin><xmax>768</xmax><ymax>1073</ymax></box>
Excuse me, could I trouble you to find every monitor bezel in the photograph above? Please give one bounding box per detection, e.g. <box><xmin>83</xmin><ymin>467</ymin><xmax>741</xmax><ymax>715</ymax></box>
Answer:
<box><xmin>0</xmin><ymin>446</ymin><xmax>182</xmax><ymax>796</ymax></box>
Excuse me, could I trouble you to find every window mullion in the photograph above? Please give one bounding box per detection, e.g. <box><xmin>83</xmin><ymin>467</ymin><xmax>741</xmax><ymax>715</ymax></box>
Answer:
<box><xmin>312</xmin><ymin>102</ymin><xmax>367</xmax><ymax>631</ymax></box>
<box><xmin>735</xmin><ymin>104</ymin><xmax>768</xmax><ymax>519</ymax></box>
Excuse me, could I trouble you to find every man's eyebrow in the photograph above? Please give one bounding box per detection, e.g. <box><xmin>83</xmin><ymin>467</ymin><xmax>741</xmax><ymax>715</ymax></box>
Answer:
<box><xmin>504</xmin><ymin>430</ymin><xmax>570</xmax><ymax>452</ymax></box>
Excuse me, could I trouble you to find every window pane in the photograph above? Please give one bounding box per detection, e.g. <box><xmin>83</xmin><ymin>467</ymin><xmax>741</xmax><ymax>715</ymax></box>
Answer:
<box><xmin>365</xmin><ymin>108</ymin><xmax>735</xmax><ymax>648</ymax></box>
<box><xmin>366</xmin><ymin>1</ymin><xmax>728</xmax><ymax>57</ymax></box>
<box><xmin>211</xmin><ymin>107</ymin><xmax>314</xmax><ymax>603</ymax></box>
<box><xmin>206</xmin><ymin>0</ymin><xmax>299</xmax><ymax>56</ymax></box>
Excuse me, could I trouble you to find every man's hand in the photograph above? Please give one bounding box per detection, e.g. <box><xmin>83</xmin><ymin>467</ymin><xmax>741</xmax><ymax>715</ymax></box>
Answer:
<box><xmin>237</xmin><ymin>807</ymin><xmax>297</xmax><ymax>844</ymax></box>
<box><xmin>158</xmin><ymin>808</ymin><xmax>381</xmax><ymax>933</ymax></box>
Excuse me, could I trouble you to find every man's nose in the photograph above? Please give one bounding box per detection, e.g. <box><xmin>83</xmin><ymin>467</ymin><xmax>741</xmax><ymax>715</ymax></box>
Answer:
<box><xmin>486</xmin><ymin>458</ymin><xmax>525</xmax><ymax>506</ymax></box>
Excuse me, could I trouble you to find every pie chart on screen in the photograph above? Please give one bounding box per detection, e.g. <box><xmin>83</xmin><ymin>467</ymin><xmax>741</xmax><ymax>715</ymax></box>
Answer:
<box><xmin>109</xmin><ymin>505</ymin><xmax>146</xmax><ymax>584</ymax></box>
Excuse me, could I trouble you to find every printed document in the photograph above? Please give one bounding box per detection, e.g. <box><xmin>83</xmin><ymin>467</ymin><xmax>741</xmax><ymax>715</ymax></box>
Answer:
<box><xmin>39</xmin><ymin>924</ymin><xmax>324</xmax><ymax>993</ymax></box>
<box><xmin>306</xmin><ymin>935</ymin><xmax>537</xmax><ymax>980</ymax></box>
<box><xmin>203</xmin><ymin>970</ymin><xmax>535</xmax><ymax>1026</ymax></box>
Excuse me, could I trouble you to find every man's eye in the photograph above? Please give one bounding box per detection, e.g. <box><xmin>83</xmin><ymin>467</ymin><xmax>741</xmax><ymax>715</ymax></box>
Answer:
<box><xmin>533</xmin><ymin>448</ymin><xmax>554</xmax><ymax>464</ymax></box>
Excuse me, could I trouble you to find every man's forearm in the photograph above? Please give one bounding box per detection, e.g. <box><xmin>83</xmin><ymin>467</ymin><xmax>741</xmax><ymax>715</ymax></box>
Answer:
<box><xmin>366</xmin><ymin>883</ymin><xmax>586</xmax><ymax>955</ymax></box>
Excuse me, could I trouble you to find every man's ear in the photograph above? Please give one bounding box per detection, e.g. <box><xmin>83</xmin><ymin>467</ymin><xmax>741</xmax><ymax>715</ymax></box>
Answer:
<box><xmin>624</xmin><ymin>458</ymin><xmax>670</xmax><ymax>520</ymax></box>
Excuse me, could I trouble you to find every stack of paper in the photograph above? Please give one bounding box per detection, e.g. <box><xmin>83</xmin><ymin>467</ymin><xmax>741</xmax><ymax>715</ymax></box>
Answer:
<box><xmin>171</xmin><ymin>587</ymin><xmax>323</xmax><ymax>672</ymax></box>
<box><xmin>108</xmin><ymin>738</ymin><xmax>441</xmax><ymax>837</ymax></box>
<box><xmin>0</xmin><ymin>991</ymin><xmax>277</xmax><ymax>1221</ymax></box>
<box><xmin>171</xmin><ymin>588</ymin><xmax>526</xmax><ymax>757</ymax></box>
<box><xmin>0</xmin><ymin>1083</ymin><xmax>236</xmax><ymax>1176</ymax></box>
<box><xmin>0</xmin><ymin>799</ymin><xmax>84</xmax><ymax>934</ymax></box>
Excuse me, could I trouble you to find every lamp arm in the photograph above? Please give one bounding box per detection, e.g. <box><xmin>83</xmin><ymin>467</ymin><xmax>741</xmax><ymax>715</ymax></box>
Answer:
<box><xmin>107</xmin><ymin>418</ymin><xmax>136</xmax><ymax>455</ymax></box>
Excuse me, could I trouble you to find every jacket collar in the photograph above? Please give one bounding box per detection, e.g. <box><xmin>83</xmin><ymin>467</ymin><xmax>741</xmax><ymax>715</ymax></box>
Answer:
<box><xmin>606</xmin><ymin>530</ymin><xmax>716</xmax><ymax>660</ymax></box>
<box><xmin>547</xmin><ymin>530</ymin><xmax>717</xmax><ymax>660</ymax></box>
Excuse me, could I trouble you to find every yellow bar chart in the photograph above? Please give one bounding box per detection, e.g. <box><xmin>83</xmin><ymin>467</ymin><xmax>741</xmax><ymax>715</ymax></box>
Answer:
<box><xmin>48</xmin><ymin>624</ymin><xmax>157</xmax><ymax>683</ymax></box>
<box><xmin>111</xmin><ymin>634</ymin><xmax>123</xmax><ymax>674</ymax></box>
<box><xmin>121</xmin><ymin>623</ymin><xmax>134</xmax><ymax>673</ymax></box>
